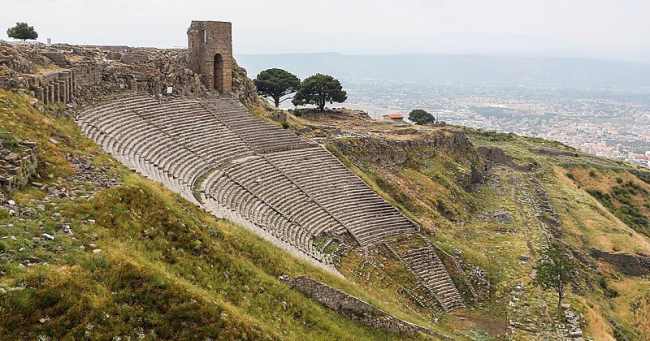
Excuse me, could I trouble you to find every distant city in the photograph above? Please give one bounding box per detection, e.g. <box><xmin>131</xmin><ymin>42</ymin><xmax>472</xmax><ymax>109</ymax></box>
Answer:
<box><xmin>239</xmin><ymin>53</ymin><xmax>650</xmax><ymax>168</ymax></box>
<box><xmin>342</xmin><ymin>82</ymin><xmax>650</xmax><ymax>168</ymax></box>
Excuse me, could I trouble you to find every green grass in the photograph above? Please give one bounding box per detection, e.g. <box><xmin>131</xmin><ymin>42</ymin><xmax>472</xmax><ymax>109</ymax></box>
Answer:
<box><xmin>326</xmin><ymin>124</ymin><xmax>650</xmax><ymax>339</ymax></box>
<box><xmin>0</xmin><ymin>91</ymin><xmax>438</xmax><ymax>340</ymax></box>
<box><xmin>5</xmin><ymin>88</ymin><xmax>650</xmax><ymax>339</ymax></box>
<box><xmin>1</xmin><ymin>178</ymin><xmax>411</xmax><ymax>340</ymax></box>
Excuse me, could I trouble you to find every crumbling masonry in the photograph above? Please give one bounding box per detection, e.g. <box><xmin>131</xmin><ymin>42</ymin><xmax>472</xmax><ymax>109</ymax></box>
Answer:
<box><xmin>187</xmin><ymin>21</ymin><xmax>233</xmax><ymax>93</ymax></box>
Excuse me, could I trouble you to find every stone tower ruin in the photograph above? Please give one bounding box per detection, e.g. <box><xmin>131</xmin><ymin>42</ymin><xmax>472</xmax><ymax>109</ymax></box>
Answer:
<box><xmin>187</xmin><ymin>21</ymin><xmax>233</xmax><ymax>93</ymax></box>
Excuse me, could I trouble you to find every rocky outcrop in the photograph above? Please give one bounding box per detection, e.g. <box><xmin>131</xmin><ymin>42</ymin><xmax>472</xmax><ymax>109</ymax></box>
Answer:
<box><xmin>330</xmin><ymin>130</ymin><xmax>478</xmax><ymax>168</ymax></box>
<box><xmin>477</xmin><ymin>146</ymin><xmax>537</xmax><ymax>172</ymax></box>
<box><xmin>280</xmin><ymin>275</ymin><xmax>443</xmax><ymax>338</ymax></box>
<box><xmin>590</xmin><ymin>249</ymin><xmax>650</xmax><ymax>276</ymax></box>
<box><xmin>231</xmin><ymin>60</ymin><xmax>260</xmax><ymax>108</ymax></box>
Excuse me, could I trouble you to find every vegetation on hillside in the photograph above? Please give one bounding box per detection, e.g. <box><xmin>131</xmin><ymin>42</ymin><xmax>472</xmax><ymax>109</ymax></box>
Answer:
<box><xmin>533</xmin><ymin>243</ymin><xmax>578</xmax><ymax>313</ymax></box>
<box><xmin>3</xmin><ymin>85</ymin><xmax>650</xmax><ymax>340</ymax></box>
<box><xmin>254</xmin><ymin>68</ymin><xmax>301</xmax><ymax>108</ymax></box>
<box><xmin>0</xmin><ymin>91</ymin><xmax>441</xmax><ymax>340</ymax></box>
<box><xmin>319</xmin><ymin>120</ymin><xmax>650</xmax><ymax>340</ymax></box>
<box><xmin>408</xmin><ymin>109</ymin><xmax>436</xmax><ymax>125</ymax></box>
<box><xmin>292</xmin><ymin>73</ymin><xmax>347</xmax><ymax>111</ymax></box>
<box><xmin>564</xmin><ymin>166</ymin><xmax>650</xmax><ymax>237</ymax></box>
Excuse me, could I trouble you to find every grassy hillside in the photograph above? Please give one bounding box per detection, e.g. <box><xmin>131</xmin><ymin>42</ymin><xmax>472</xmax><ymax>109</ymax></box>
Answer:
<box><xmin>4</xmin><ymin>89</ymin><xmax>650</xmax><ymax>340</ymax></box>
<box><xmin>0</xmin><ymin>91</ymin><xmax>445</xmax><ymax>340</ymax></box>
<box><xmin>320</xmin><ymin>121</ymin><xmax>650</xmax><ymax>340</ymax></box>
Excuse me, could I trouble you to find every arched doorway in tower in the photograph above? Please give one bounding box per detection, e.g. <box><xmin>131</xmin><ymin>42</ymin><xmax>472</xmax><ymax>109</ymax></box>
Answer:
<box><xmin>213</xmin><ymin>54</ymin><xmax>224</xmax><ymax>92</ymax></box>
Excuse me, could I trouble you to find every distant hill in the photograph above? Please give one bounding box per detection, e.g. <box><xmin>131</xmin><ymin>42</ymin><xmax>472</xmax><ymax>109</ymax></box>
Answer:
<box><xmin>238</xmin><ymin>53</ymin><xmax>650</xmax><ymax>92</ymax></box>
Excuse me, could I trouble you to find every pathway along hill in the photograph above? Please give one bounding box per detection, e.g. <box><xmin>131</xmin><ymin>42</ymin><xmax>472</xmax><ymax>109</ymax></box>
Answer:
<box><xmin>75</xmin><ymin>94</ymin><xmax>465</xmax><ymax>313</ymax></box>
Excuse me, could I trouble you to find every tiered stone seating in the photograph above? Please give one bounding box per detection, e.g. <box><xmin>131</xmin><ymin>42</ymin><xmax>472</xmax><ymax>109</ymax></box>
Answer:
<box><xmin>76</xmin><ymin>94</ymin><xmax>464</xmax><ymax>305</ymax></box>
<box><xmin>398</xmin><ymin>245</ymin><xmax>465</xmax><ymax>312</ymax></box>
<box><xmin>202</xmin><ymin>98</ymin><xmax>316</xmax><ymax>154</ymax></box>
<box><xmin>133</xmin><ymin>99</ymin><xmax>253</xmax><ymax>177</ymax></box>
<box><xmin>265</xmin><ymin>147</ymin><xmax>418</xmax><ymax>245</ymax></box>
<box><xmin>214</xmin><ymin>156</ymin><xmax>347</xmax><ymax>237</ymax></box>
<box><xmin>201</xmin><ymin>168</ymin><xmax>334</xmax><ymax>262</ymax></box>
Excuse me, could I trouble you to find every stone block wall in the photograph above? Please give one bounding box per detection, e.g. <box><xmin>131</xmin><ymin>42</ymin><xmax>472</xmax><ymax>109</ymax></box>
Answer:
<box><xmin>41</xmin><ymin>52</ymin><xmax>69</xmax><ymax>67</ymax></box>
<box><xmin>280</xmin><ymin>275</ymin><xmax>441</xmax><ymax>338</ymax></box>
<box><xmin>28</xmin><ymin>70</ymin><xmax>75</xmax><ymax>105</ymax></box>
<box><xmin>0</xmin><ymin>140</ymin><xmax>38</xmax><ymax>193</ymax></box>
<box><xmin>73</xmin><ymin>63</ymin><xmax>102</xmax><ymax>88</ymax></box>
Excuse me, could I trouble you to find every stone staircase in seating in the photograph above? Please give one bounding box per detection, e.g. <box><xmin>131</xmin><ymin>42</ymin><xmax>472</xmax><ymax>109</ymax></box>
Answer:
<box><xmin>386</xmin><ymin>235</ymin><xmax>465</xmax><ymax>312</ymax></box>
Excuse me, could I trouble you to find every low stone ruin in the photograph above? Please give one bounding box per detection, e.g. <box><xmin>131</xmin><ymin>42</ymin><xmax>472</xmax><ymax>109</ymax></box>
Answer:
<box><xmin>280</xmin><ymin>275</ymin><xmax>446</xmax><ymax>338</ymax></box>
<box><xmin>0</xmin><ymin>136</ymin><xmax>38</xmax><ymax>193</ymax></box>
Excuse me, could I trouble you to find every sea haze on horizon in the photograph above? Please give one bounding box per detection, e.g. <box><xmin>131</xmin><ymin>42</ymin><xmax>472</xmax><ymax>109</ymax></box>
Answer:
<box><xmin>237</xmin><ymin>53</ymin><xmax>650</xmax><ymax>94</ymax></box>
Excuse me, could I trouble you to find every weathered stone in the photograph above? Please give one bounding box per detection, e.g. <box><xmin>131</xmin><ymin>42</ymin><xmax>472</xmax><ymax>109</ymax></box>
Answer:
<box><xmin>280</xmin><ymin>275</ymin><xmax>443</xmax><ymax>338</ymax></box>
<box><xmin>187</xmin><ymin>21</ymin><xmax>233</xmax><ymax>93</ymax></box>
<box><xmin>493</xmin><ymin>210</ymin><xmax>513</xmax><ymax>224</ymax></box>
<box><xmin>590</xmin><ymin>249</ymin><xmax>650</xmax><ymax>276</ymax></box>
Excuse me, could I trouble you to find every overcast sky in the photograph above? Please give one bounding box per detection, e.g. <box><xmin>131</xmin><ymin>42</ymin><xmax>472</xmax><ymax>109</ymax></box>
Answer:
<box><xmin>2</xmin><ymin>0</ymin><xmax>649</xmax><ymax>62</ymax></box>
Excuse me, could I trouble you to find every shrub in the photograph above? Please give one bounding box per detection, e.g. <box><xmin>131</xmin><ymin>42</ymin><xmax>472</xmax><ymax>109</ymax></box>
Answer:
<box><xmin>408</xmin><ymin>109</ymin><xmax>435</xmax><ymax>125</ymax></box>
<box><xmin>598</xmin><ymin>277</ymin><xmax>619</xmax><ymax>298</ymax></box>
<box><xmin>587</xmin><ymin>189</ymin><xmax>613</xmax><ymax>210</ymax></box>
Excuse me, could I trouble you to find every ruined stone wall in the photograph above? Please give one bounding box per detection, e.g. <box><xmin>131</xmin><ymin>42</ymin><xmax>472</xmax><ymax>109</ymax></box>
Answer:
<box><xmin>1</xmin><ymin>21</ymin><xmax>257</xmax><ymax>106</ymax></box>
<box><xmin>590</xmin><ymin>249</ymin><xmax>650</xmax><ymax>276</ymax></box>
<box><xmin>280</xmin><ymin>275</ymin><xmax>440</xmax><ymax>338</ymax></box>
<box><xmin>28</xmin><ymin>70</ymin><xmax>75</xmax><ymax>106</ymax></box>
<box><xmin>73</xmin><ymin>63</ymin><xmax>102</xmax><ymax>88</ymax></box>
<box><xmin>0</xmin><ymin>140</ymin><xmax>38</xmax><ymax>193</ymax></box>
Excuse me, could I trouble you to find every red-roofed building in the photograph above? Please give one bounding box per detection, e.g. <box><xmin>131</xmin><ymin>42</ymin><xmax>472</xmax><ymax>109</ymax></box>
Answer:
<box><xmin>382</xmin><ymin>113</ymin><xmax>405</xmax><ymax>123</ymax></box>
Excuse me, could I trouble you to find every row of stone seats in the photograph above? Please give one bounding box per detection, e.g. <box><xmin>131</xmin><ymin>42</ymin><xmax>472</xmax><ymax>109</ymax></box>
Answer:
<box><xmin>134</xmin><ymin>98</ymin><xmax>253</xmax><ymax>168</ymax></box>
<box><xmin>93</xmin><ymin>108</ymin><xmax>208</xmax><ymax>188</ymax></box>
<box><xmin>77</xmin><ymin>95</ymin><xmax>342</xmax><ymax>265</ymax></box>
<box><xmin>201</xmin><ymin>167</ymin><xmax>334</xmax><ymax>261</ymax></box>
<box><xmin>79</xmin><ymin>95</ymin><xmax>258</xmax><ymax>192</ymax></box>
<box><xmin>200</xmin><ymin>195</ymin><xmax>335</xmax><ymax>265</ymax></box>
<box><xmin>264</xmin><ymin>147</ymin><xmax>418</xmax><ymax>245</ymax></box>
<box><xmin>80</xmin><ymin>122</ymin><xmax>196</xmax><ymax>204</ymax></box>
<box><xmin>215</xmin><ymin>156</ymin><xmax>347</xmax><ymax>238</ymax></box>
<box><xmin>400</xmin><ymin>247</ymin><xmax>465</xmax><ymax>312</ymax></box>
<box><xmin>202</xmin><ymin>98</ymin><xmax>316</xmax><ymax>154</ymax></box>
<box><xmin>78</xmin><ymin>95</ymin><xmax>160</xmax><ymax>127</ymax></box>
<box><xmin>79</xmin><ymin>95</ymin><xmax>332</xmax><ymax>261</ymax></box>
<box><xmin>77</xmin><ymin>95</ymin><xmax>214</xmax><ymax>197</ymax></box>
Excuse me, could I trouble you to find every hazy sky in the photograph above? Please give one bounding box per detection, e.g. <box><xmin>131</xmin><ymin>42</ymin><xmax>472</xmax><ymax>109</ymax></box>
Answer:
<box><xmin>2</xmin><ymin>0</ymin><xmax>649</xmax><ymax>61</ymax></box>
